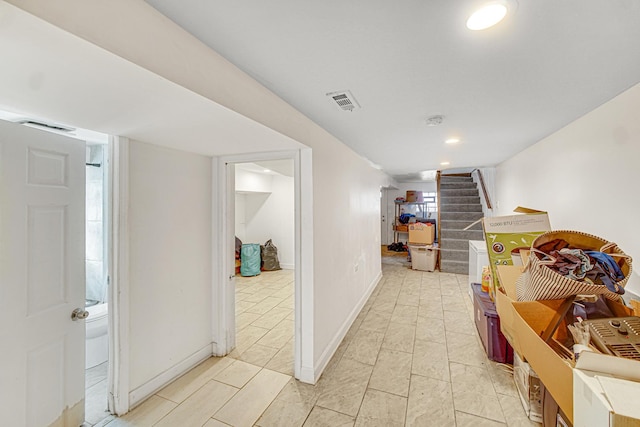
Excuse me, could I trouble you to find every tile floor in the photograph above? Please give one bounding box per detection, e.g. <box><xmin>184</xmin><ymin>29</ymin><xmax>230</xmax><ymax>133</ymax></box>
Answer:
<box><xmin>86</xmin><ymin>362</ymin><xmax>110</xmax><ymax>425</ymax></box>
<box><xmin>96</xmin><ymin>261</ymin><xmax>541</xmax><ymax>426</ymax></box>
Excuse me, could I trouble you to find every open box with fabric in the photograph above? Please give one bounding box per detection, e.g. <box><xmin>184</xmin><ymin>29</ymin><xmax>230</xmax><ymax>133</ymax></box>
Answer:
<box><xmin>495</xmin><ymin>265</ymin><xmax>639</xmax><ymax>425</ymax></box>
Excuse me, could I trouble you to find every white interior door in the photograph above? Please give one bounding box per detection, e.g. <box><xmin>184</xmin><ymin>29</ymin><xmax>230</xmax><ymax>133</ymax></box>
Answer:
<box><xmin>0</xmin><ymin>120</ymin><xmax>86</xmax><ymax>426</ymax></box>
<box><xmin>380</xmin><ymin>188</ymin><xmax>391</xmax><ymax>245</ymax></box>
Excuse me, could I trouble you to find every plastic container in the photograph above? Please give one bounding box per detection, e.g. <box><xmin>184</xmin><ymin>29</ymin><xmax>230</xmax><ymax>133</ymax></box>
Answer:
<box><xmin>408</xmin><ymin>244</ymin><xmax>437</xmax><ymax>272</ymax></box>
<box><xmin>472</xmin><ymin>283</ymin><xmax>513</xmax><ymax>363</ymax></box>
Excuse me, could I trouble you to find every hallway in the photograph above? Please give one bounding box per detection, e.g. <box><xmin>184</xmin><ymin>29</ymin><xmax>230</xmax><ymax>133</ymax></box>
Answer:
<box><xmin>97</xmin><ymin>265</ymin><xmax>537</xmax><ymax>426</ymax></box>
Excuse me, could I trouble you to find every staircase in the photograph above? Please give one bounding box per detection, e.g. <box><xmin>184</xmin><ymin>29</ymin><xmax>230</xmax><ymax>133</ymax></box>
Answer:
<box><xmin>439</xmin><ymin>174</ymin><xmax>484</xmax><ymax>274</ymax></box>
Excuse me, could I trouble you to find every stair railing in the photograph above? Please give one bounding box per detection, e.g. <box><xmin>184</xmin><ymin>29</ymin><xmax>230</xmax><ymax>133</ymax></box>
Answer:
<box><xmin>436</xmin><ymin>170</ymin><xmax>442</xmax><ymax>270</ymax></box>
<box><xmin>471</xmin><ymin>168</ymin><xmax>492</xmax><ymax>211</ymax></box>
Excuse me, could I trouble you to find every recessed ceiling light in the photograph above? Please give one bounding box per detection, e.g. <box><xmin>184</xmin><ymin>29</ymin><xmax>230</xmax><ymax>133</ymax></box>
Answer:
<box><xmin>440</xmin><ymin>161</ymin><xmax>450</xmax><ymax>166</ymax></box>
<box><xmin>466</xmin><ymin>1</ymin><xmax>510</xmax><ymax>30</ymax></box>
<box><xmin>263</xmin><ymin>169</ymin><xmax>271</xmax><ymax>173</ymax></box>
<box><xmin>445</xmin><ymin>138</ymin><xmax>460</xmax><ymax>144</ymax></box>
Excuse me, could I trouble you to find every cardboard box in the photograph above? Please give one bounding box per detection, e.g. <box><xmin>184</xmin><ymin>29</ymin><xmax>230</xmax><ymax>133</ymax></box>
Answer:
<box><xmin>494</xmin><ymin>265</ymin><xmax>638</xmax><ymax>425</ymax></box>
<box><xmin>514</xmin><ymin>352</ymin><xmax>543</xmax><ymax>423</ymax></box>
<box><xmin>409</xmin><ymin>244</ymin><xmax>437</xmax><ymax>272</ymax></box>
<box><xmin>573</xmin><ymin>369</ymin><xmax>640</xmax><ymax>426</ymax></box>
<box><xmin>395</xmin><ymin>224</ymin><xmax>408</xmax><ymax>232</ymax></box>
<box><xmin>406</xmin><ymin>190</ymin><xmax>423</xmax><ymax>203</ymax></box>
<box><xmin>482</xmin><ymin>207</ymin><xmax>551</xmax><ymax>293</ymax></box>
<box><xmin>408</xmin><ymin>222</ymin><xmax>435</xmax><ymax>244</ymax></box>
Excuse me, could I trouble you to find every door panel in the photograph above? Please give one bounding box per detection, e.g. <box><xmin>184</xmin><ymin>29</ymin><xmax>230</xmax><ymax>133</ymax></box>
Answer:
<box><xmin>0</xmin><ymin>119</ymin><xmax>85</xmax><ymax>426</ymax></box>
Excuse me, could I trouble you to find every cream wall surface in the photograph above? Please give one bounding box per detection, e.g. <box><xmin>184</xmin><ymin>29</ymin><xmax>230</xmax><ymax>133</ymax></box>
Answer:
<box><xmin>495</xmin><ymin>82</ymin><xmax>640</xmax><ymax>296</ymax></box>
<box><xmin>128</xmin><ymin>140</ymin><xmax>212</xmax><ymax>390</ymax></box>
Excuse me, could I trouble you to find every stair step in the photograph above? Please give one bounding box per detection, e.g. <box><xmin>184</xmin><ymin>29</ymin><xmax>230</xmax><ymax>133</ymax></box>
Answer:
<box><xmin>439</xmin><ymin>204</ymin><xmax>483</xmax><ymax>213</ymax></box>
<box><xmin>440</xmin><ymin>229</ymin><xmax>484</xmax><ymax>240</ymax></box>
<box><xmin>440</xmin><ymin>188</ymin><xmax>479</xmax><ymax>197</ymax></box>
<box><xmin>440</xmin><ymin>182</ymin><xmax>477</xmax><ymax>189</ymax></box>
<box><xmin>440</xmin><ymin>212</ymin><xmax>483</xmax><ymax>221</ymax></box>
<box><xmin>440</xmin><ymin>259</ymin><xmax>469</xmax><ymax>274</ymax></box>
<box><xmin>439</xmin><ymin>238</ymin><xmax>473</xmax><ymax>251</ymax></box>
<box><xmin>441</xmin><ymin>196</ymin><xmax>481</xmax><ymax>204</ymax></box>
<box><xmin>440</xmin><ymin>175</ymin><xmax>472</xmax><ymax>182</ymax></box>
<box><xmin>440</xmin><ymin>248</ymin><xmax>469</xmax><ymax>262</ymax></box>
<box><xmin>441</xmin><ymin>220</ymin><xmax>482</xmax><ymax>230</ymax></box>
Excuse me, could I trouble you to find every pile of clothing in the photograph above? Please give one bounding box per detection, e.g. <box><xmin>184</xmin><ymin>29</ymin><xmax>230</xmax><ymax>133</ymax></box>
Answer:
<box><xmin>387</xmin><ymin>242</ymin><xmax>407</xmax><ymax>252</ymax></box>
<box><xmin>536</xmin><ymin>239</ymin><xmax>626</xmax><ymax>295</ymax></box>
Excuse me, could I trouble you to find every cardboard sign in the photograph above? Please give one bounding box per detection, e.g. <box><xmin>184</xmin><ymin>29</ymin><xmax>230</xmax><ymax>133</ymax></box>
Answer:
<box><xmin>482</xmin><ymin>208</ymin><xmax>551</xmax><ymax>293</ymax></box>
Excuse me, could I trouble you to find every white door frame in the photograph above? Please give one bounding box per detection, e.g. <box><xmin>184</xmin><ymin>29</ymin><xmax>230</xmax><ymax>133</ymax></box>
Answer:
<box><xmin>213</xmin><ymin>148</ymin><xmax>316</xmax><ymax>383</ymax></box>
<box><xmin>108</xmin><ymin>136</ymin><xmax>130</xmax><ymax>415</ymax></box>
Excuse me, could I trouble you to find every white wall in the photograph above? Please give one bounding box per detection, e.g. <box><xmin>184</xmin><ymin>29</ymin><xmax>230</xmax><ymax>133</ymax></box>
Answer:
<box><xmin>495</xmin><ymin>82</ymin><xmax>640</xmax><ymax>296</ymax></box>
<box><xmin>128</xmin><ymin>140</ymin><xmax>212</xmax><ymax>390</ymax></box>
<box><xmin>14</xmin><ymin>0</ymin><xmax>393</xmax><ymax>384</ymax></box>
<box><xmin>235</xmin><ymin>168</ymin><xmax>295</xmax><ymax>269</ymax></box>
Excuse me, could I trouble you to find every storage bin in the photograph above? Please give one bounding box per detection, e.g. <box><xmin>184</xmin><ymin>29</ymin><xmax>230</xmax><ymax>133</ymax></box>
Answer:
<box><xmin>472</xmin><ymin>283</ymin><xmax>513</xmax><ymax>363</ymax></box>
<box><xmin>408</xmin><ymin>244</ymin><xmax>437</xmax><ymax>271</ymax></box>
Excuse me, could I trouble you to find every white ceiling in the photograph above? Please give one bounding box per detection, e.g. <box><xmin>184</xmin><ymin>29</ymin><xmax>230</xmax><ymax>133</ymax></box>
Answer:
<box><xmin>145</xmin><ymin>0</ymin><xmax>640</xmax><ymax>181</ymax></box>
<box><xmin>0</xmin><ymin>2</ymin><xmax>303</xmax><ymax>158</ymax></box>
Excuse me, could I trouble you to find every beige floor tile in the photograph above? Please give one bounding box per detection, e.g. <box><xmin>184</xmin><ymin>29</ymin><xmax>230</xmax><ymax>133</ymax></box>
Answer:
<box><xmin>256</xmin><ymin>378</ymin><xmax>320</xmax><ymax>427</ymax></box>
<box><xmin>213</xmin><ymin>368</ymin><xmax>291</xmax><ymax>427</ymax></box>
<box><xmin>359</xmin><ymin>310</ymin><xmax>392</xmax><ymax>333</ymax></box>
<box><xmin>256</xmin><ymin>319</ymin><xmax>294</xmax><ymax>349</ymax></box>
<box><xmin>418</xmin><ymin>300</ymin><xmax>444</xmax><ymax>319</ymax></box>
<box><xmin>277</xmin><ymin>298</ymin><xmax>295</xmax><ymax>309</ymax></box>
<box><xmin>236</xmin><ymin>343</ymin><xmax>280</xmax><ymax>367</ymax></box>
<box><xmin>155</xmin><ymin>380</ymin><xmax>238</xmax><ymax>427</ymax></box>
<box><xmin>415</xmin><ymin>315</ymin><xmax>446</xmax><ymax>344</ymax></box>
<box><xmin>406</xmin><ymin>374</ymin><xmax>455</xmax><ymax>427</ymax></box>
<box><xmin>390</xmin><ymin>304</ymin><xmax>419</xmax><ymax>325</ymax></box>
<box><xmin>202</xmin><ymin>419</ymin><xmax>232</xmax><ymax>427</ymax></box>
<box><xmin>498</xmin><ymin>393</ymin><xmax>541</xmax><ymax>427</ymax></box>
<box><xmin>396</xmin><ymin>291</ymin><xmax>420</xmax><ymax>307</ymax></box>
<box><xmin>442</xmin><ymin>294</ymin><xmax>468</xmax><ymax>313</ymax></box>
<box><xmin>251</xmin><ymin>307</ymin><xmax>292</xmax><ymax>329</ymax></box>
<box><xmin>446</xmin><ymin>329</ymin><xmax>488</xmax><ymax>368</ymax></box>
<box><xmin>443</xmin><ymin>308</ymin><xmax>476</xmax><ymax>335</ymax></box>
<box><xmin>316</xmin><ymin>358</ymin><xmax>373</xmax><ymax>417</ymax></box>
<box><xmin>156</xmin><ymin>357</ymin><xmax>234</xmax><ymax>403</ymax></box>
<box><xmin>214</xmin><ymin>359</ymin><xmax>261</xmax><ymax>388</ymax></box>
<box><xmin>247</xmin><ymin>296</ymin><xmax>286</xmax><ymax>315</ymax></box>
<box><xmin>303</xmin><ymin>406</ymin><xmax>355</xmax><ymax>427</ymax></box>
<box><xmin>235</xmin><ymin>325</ymin><xmax>270</xmax><ymax>355</ymax></box>
<box><xmin>368</xmin><ymin>348</ymin><xmax>412</xmax><ymax>397</ymax></box>
<box><xmin>106</xmin><ymin>395</ymin><xmax>177</xmax><ymax>426</ymax></box>
<box><xmin>354</xmin><ymin>389</ymin><xmax>407</xmax><ymax>427</ymax></box>
<box><xmin>342</xmin><ymin>329</ymin><xmax>385</xmax><ymax>365</ymax></box>
<box><xmin>450</xmin><ymin>362</ymin><xmax>505</xmax><ymax>423</ymax></box>
<box><xmin>236</xmin><ymin>300</ymin><xmax>257</xmax><ymax>314</ymax></box>
<box><xmin>236</xmin><ymin>311</ymin><xmax>262</xmax><ymax>331</ymax></box>
<box><xmin>370</xmin><ymin>298</ymin><xmax>396</xmax><ymax>314</ymax></box>
<box><xmin>265</xmin><ymin>339</ymin><xmax>294</xmax><ymax>375</ymax></box>
<box><xmin>456</xmin><ymin>411</ymin><xmax>507</xmax><ymax>426</ymax></box>
<box><xmin>411</xmin><ymin>339</ymin><xmax>450</xmax><ymax>382</ymax></box>
<box><xmin>381</xmin><ymin>322</ymin><xmax>416</xmax><ymax>353</ymax></box>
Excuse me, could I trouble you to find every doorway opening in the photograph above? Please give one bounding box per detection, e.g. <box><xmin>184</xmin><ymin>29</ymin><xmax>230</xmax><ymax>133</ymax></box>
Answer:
<box><xmin>84</xmin><ymin>141</ymin><xmax>111</xmax><ymax>425</ymax></box>
<box><xmin>231</xmin><ymin>160</ymin><xmax>296</xmax><ymax>374</ymax></box>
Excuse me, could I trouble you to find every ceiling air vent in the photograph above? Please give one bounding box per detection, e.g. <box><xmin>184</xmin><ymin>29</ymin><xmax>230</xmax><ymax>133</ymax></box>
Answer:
<box><xmin>326</xmin><ymin>90</ymin><xmax>360</xmax><ymax>112</ymax></box>
<box><xmin>17</xmin><ymin>119</ymin><xmax>75</xmax><ymax>133</ymax></box>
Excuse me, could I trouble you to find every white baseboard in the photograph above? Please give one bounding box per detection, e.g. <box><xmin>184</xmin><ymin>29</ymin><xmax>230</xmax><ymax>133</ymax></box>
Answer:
<box><xmin>128</xmin><ymin>344</ymin><xmax>212</xmax><ymax>408</ymax></box>
<box><xmin>280</xmin><ymin>263</ymin><xmax>295</xmax><ymax>270</ymax></box>
<box><xmin>312</xmin><ymin>271</ymin><xmax>383</xmax><ymax>381</ymax></box>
